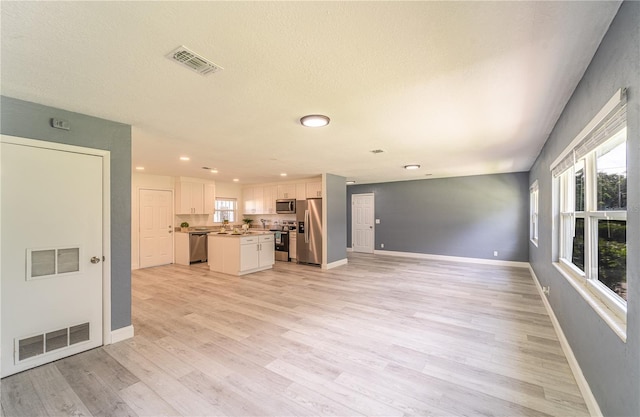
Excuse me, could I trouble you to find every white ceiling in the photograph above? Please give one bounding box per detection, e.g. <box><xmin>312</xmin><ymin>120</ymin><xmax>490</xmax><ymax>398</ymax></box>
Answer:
<box><xmin>1</xmin><ymin>1</ymin><xmax>621</xmax><ymax>185</ymax></box>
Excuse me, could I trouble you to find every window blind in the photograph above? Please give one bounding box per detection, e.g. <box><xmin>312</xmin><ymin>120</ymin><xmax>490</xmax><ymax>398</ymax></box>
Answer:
<box><xmin>551</xmin><ymin>88</ymin><xmax>627</xmax><ymax>177</ymax></box>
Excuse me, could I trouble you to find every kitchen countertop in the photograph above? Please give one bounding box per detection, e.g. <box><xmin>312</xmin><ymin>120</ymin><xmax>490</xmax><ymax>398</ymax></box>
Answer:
<box><xmin>177</xmin><ymin>227</ymin><xmax>277</xmax><ymax>235</ymax></box>
<box><xmin>207</xmin><ymin>230</ymin><xmax>274</xmax><ymax>237</ymax></box>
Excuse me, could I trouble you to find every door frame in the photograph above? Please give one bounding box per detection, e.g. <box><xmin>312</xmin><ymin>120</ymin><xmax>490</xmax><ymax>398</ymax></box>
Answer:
<box><xmin>351</xmin><ymin>192</ymin><xmax>375</xmax><ymax>253</ymax></box>
<box><xmin>0</xmin><ymin>134</ymin><xmax>112</xmax><ymax>346</ymax></box>
<box><xmin>137</xmin><ymin>187</ymin><xmax>175</xmax><ymax>268</ymax></box>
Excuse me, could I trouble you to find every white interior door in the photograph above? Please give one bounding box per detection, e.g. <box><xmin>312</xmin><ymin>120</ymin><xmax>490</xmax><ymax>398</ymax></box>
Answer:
<box><xmin>352</xmin><ymin>193</ymin><xmax>375</xmax><ymax>253</ymax></box>
<box><xmin>139</xmin><ymin>189</ymin><xmax>173</xmax><ymax>268</ymax></box>
<box><xmin>1</xmin><ymin>140</ymin><xmax>104</xmax><ymax>377</ymax></box>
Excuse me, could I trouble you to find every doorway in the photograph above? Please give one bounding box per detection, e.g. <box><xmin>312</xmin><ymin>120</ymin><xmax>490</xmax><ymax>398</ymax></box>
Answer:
<box><xmin>1</xmin><ymin>136</ymin><xmax>109</xmax><ymax>377</ymax></box>
<box><xmin>139</xmin><ymin>189</ymin><xmax>174</xmax><ymax>268</ymax></box>
<box><xmin>352</xmin><ymin>193</ymin><xmax>375</xmax><ymax>253</ymax></box>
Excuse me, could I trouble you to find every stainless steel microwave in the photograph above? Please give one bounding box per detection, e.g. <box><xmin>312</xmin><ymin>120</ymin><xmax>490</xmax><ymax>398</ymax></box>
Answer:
<box><xmin>276</xmin><ymin>199</ymin><xmax>296</xmax><ymax>214</ymax></box>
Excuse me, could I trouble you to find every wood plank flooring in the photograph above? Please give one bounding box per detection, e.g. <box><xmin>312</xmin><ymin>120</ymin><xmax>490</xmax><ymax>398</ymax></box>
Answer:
<box><xmin>1</xmin><ymin>253</ymin><xmax>590</xmax><ymax>416</ymax></box>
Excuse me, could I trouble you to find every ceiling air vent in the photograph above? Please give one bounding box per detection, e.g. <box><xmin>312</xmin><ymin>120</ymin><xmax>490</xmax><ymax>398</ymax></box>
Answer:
<box><xmin>166</xmin><ymin>46</ymin><xmax>223</xmax><ymax>76</ymax></box>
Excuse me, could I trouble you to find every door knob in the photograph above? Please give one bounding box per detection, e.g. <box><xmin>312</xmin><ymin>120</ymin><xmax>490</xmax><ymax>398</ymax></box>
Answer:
<box><xmin>90</xmin><ymin>256</ymin><xmax>101</xmax><ymax>264</ymax></box>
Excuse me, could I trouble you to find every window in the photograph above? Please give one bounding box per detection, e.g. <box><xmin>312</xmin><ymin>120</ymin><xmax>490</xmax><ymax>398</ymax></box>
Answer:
<box><xmin>530</xmin><ymin>181</ymin><xmax>539</xmax><ymax>246</ymax></box>
<box><xmin>213</xmin><ymin>198</ymin><xmax>237</xmax><ymax>223</ymax></box>
<box><xmin>552</xmin><ymin>89</ymin><xmax>627</xmax><ymax>322</ymax></box>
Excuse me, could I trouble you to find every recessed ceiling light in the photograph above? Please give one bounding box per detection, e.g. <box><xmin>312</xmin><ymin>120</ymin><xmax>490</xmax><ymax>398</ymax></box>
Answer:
<box><xmin>346</xmin><ymin>180</ymin><xmax>356</xmax><ymax>185</ymax></box>
<box><xmin>211</xmin><ymin>169</ymin><xmax>218</xmax><ymax>174</ymax></box>
<box><xmin>135</xmin><ymin>166</ymin><xmax>145</xmax><ymax>171</ymax></box>
<box><xmin>233</xmin><ymin>178</ymin><xmax>239</xmax><ymax>182</ymax></box>
<box><xmin>404</xmin><ymin>164</ymin><xmax>421</xmax><ymax>170</ymax></box>
<box><xmin>300</xmin><ymin>114</ymin><xmax>330</xmax><ymax>127</ymax></box>
<box><xmin>180</xmin><ymin>156</ymin><xmax>190</xmax><ymax>161</ymax></box>
<box><xmin>280</xmin><ymin>173</ymin><xmax>287</xmax><ymax>177</ymax></box>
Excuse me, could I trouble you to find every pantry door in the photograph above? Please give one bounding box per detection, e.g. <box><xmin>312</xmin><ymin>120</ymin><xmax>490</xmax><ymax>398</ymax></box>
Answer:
<box><xmin>139</xmin><ymin>189</ymin><xmax>173</xmax><ymax>268</ymax></box>
<box><xmin>1</xmin><ymin>136</ymin><xmax>107</xmax><ymax>377</ymax></box>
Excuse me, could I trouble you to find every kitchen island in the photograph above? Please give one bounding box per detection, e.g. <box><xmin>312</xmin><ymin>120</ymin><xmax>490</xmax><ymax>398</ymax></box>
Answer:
<box><xmin>208</xmin><ymin>231</ymin><xmax>275</xmax><ymax>276</ymax></box>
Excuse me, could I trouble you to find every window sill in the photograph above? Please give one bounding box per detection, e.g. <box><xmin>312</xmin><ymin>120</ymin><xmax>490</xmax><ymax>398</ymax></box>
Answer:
<box><xmin>553</xmin><ymin>262</ymin><xmax>626</xmax><ymax>342</ymax></box>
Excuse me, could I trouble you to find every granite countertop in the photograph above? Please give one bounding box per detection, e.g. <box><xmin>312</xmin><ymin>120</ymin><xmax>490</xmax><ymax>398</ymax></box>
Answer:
<box><xmin>208</xmin><ymin>230</ymin><xmax>274</xmax><ymax>237</ymax></box>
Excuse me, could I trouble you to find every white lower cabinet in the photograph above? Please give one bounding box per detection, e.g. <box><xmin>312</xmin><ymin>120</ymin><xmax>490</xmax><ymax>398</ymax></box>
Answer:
<box><xmin>208</xmin><ymin>234</ymin><xmax>274</xmax><ymax>276</ymax></box>
<box><xmin>289</xmin><ymin>231</ymin><xmax>297</xmax><ymax>260</ymax></box>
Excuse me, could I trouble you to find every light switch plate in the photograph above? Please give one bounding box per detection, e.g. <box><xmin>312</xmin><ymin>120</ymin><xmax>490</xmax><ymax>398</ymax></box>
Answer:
<box><xmin>375</xmin><ymin>219</ymin><xmax>380</xmax><ymax>224</ymax></box>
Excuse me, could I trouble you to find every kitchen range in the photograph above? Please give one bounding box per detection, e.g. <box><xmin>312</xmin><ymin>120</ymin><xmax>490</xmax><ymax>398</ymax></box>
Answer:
<box><xmin>270</xmin><ymin>220</ymin><xmax>297</xmax><ymax>262</ymax></box>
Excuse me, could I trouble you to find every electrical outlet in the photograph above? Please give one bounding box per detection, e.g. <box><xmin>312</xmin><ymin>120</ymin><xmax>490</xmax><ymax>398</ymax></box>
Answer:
<box><xmin>493</xmin><ymin>250</ymin><xmax>498</xmax><ymax>257</ymax></box>
<box><xmin>381</xmin><ymin>243</ymin><xmax>384</xmax><ymax>249</ymax></box>
<box><xmin>542</xmin><ymin>286</ymin><xmax>550</xmax><ymax>296</ymax></box>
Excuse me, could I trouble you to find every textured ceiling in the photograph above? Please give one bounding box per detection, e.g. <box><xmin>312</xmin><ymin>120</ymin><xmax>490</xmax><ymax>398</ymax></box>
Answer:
<box><xmin>1</xmin><ymin>1</ymin><xmax>621</xmax><ymax>184</ymax></box>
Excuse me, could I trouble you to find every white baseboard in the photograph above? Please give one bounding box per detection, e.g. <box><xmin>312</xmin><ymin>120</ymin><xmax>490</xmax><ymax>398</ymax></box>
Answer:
<box><xmin>528</xmin><ymin>266</ymin><xmax>602</xmax><ymax>417</ymax></box>
<box><xmin>324</xmin><ymin>258</ymin><xmax>348</xmax><ymax>270</ymax></box>
<box><xmin>110</xmin><ymin>325</ymin><xmax>135</xmax><ymax>344</ymax></box>
<box><xmin>372</xmin><ymin>249</ymin><xmax>530</xmax><ymax>268</ymax></box>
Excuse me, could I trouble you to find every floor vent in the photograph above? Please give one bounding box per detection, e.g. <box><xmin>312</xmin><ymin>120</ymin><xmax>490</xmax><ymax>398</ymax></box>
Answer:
<box><xmin>166</xmin><ymin>46</ymin><xmax>223</xmax><ymax>76</ymax></box>
<box><xmin>16</xmin><ymin>322</ymin><xmax>90</xmax><ymax>363</ymax></box>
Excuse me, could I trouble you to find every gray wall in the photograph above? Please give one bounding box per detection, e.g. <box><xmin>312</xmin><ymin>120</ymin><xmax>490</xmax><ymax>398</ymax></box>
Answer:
<box><xmin>325</xmin><ymin>173</ymin><xmax>347</xmax><ymax>264</ymax></box>
<box><xmin>347</xmin><ymin>172</ymin><xmax>529</xmax><ymax>262</ymax></box>
<box><xmin>528</xmin><ymin>2</ymin><xmax>639</xmax><ymax>416</ymax></box>
<box><xmin>1</xmin><ymin>96</ymin><xmax>132</xmax><ymax>331</ymax></box>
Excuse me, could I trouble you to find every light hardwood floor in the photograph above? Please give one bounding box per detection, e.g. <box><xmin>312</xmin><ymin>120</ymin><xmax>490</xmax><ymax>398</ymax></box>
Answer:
<box><xmin>1</xmin><ymin>253</ymin><xmax>590</xmax><ymax>417</ymax></box>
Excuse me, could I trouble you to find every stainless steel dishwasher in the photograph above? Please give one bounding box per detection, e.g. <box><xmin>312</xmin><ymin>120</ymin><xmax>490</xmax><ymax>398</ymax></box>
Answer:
<box><xmin>189</xmin><ymin>232</ymin><xmax>208</xmax><ymax>263</ymax></box>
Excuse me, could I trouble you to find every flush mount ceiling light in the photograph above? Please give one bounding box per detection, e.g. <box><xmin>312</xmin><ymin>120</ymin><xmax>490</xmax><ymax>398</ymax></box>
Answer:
<box><xmin>180</xmin><ymin>156</ymin><xmax>190</xmax><ymax>161</ymax></box>
<box><xmin>300</xmin><ymin>114</ymin><xmax>330</xmax><ymax>127</ymax></box>
<box><xmin>404</xmin><ymin>164</ymin><xmax>421</xmax><ymax>170</ymax></box>
<box><xmin>135</xmin><ymin>166</ymin><xmax>145</xmax><ymax>171</ymax></box>
<box><xmin>346</xmin><ymin>180</ymin><xmax>356</xmax><ymax>185</ymax></box>
<box><xmin>280</xmin><ymin>173</ymin><xmax>287</xmax><ymax>177</ymax></box>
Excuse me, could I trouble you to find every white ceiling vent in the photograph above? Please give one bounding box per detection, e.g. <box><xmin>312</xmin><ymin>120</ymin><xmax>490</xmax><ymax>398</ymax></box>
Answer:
<box><xmin>166</xmin><ymin>46</ymin><xmax>223</xmax><ymax>76</ymax></box>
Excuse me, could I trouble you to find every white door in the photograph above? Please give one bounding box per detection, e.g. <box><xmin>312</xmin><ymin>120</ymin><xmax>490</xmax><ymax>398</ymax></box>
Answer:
<box><xmin>352</xmin><ymin>193</ymin><xmax>375</xmax><ymax>253</ymax></box>
<box><xmin>139</xmin><ymin>189</ymin><xmax>173</xmax><ymax>268</ymax></box>
<box><xmin>1</xmin><ymin>140</ymin><xmax>104</xmax><ymax>377</ymax></box>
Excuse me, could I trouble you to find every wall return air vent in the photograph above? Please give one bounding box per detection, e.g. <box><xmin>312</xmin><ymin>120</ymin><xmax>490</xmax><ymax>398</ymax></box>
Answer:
<box><xmin>166</xmin><ymin>46</ymin><xmax>223</xmax><ymax>76</ymax></box>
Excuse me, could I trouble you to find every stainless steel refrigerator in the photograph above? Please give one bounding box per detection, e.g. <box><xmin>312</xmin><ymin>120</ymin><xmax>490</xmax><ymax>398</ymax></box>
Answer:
<box><xmin>296</xmin><ymin>198</ymin><xmax>322</xmax><ymax>265</ymax></box>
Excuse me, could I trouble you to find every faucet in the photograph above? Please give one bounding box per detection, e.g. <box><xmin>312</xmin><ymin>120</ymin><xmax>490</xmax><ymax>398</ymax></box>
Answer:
<box><xmin>260</xmin><ymin>219</ymin><xmax>267</xmax><ymax>230</ymax></box>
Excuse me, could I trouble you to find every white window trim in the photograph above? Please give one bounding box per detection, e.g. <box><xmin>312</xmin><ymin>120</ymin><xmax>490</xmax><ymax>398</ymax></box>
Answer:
<box><xmin>213</xmin><ymin>197</ymin><xmax>237</xmax><ymax>224</ymax></box>
<box><xmin>550</xmin><ymin>89</ymin><xmax>628</xmax><ymax>337</ymax></box>
<box><xmin>553</xmin><ymin>261</ymin><xmax>626</xmax><ymax>341</ymax></box>
<box><xmin>529</xmin><ymin>180</ymin><xmax>539</xmax><ymax>246</ymax></box>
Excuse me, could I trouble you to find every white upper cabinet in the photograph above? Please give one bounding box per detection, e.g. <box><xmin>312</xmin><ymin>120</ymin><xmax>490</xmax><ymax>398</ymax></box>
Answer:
<box><xmin>305</xmin><ymin>181</ymin><xmax>322</xmax><ymax>198</ymax></box>
<box><xmin>277</xmin><ymin>183</ymin><xmax>297</xmax><ymax>200</ymax></box>
<box><xmin>175</xmin><ymin>178</ymin><xmax>215</xmax><ymax>215</ymax></box>
<box><xmin>243</xmin><ymin>187</ymin><xmax>256</xmax><ymax>214</ymax></box>
<box><xmin>176</xmin><ymin>180</ymin><xmax>205</xmax><ymax>214</ymax></box>
<box><xmin>243</xmin><ymin>179</ymin><xmax>322</xmax><ymax>213</ymax></box>
<box><xmin>204</xmin><ymin>183</ymin><xmax>216</xmax><ymax>214</ymax></box>
<box><xmin>263</xmin><ymin>185</ymin><xmax>277</xmax><ymax>214</ymax></box>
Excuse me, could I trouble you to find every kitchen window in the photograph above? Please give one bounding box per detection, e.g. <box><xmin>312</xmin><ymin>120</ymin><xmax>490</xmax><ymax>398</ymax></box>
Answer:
<box><xmin>213</xmin><ymin>198</ymin><xmax>237</xmax><ymax>223</ymax></box>
<box><xmin>530</xmin><ymin>180</ymin><xmax>539</xmax><ymax>246</ymax></box>
<box><xmin>551</xmin><ymin>89</ymin><xmax>627</xmax><ymax>328</ymax></box>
